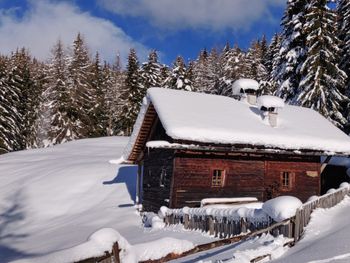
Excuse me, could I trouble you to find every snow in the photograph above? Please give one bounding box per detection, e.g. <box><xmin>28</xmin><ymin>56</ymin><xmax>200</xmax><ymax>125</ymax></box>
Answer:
<box><xmin>125</xmin><ymin>88</ymin><xmax>350</xmax><ymax>161</ymax></box>
<box><xmin>201</xmin><ymin>197</ymin><xmax>258</xmax><ymax>207</ymax></box>
<box><xmin>130</xmin><ymin>237</ymin><xmax>194</xmax><ymax>262</ymax></box>
<box><xmin>232</xmin><ymin>78</ymin><xmax>259</xmax><ymax>95</ymax></box>
<box><xmin>257</xmin><ymin>95</ymin><xmax>285</xmax><ymax>109</ymax></box>
<box><xmin>13</xmin><ymin>228</ymin><xmax>131</xmax><ymax>263</ymax></box>
<box><xmin>272</xmin><ymin>196</ymin><xmax>350</xmax><ymax>263</ymax></box>
<box><xmin>0</xmin><ymin>137</ymin><xmax>213</xmax><ymax>263</ymax></box>
<box><xmin>171</xmin><ymin>233</ymin><xmax>291</xmax><ymax>263</ymax></box>
<box><xmin>262</xmin><ymin>196</ymin><xmax>302</xmax><ymax>222</ymax></box>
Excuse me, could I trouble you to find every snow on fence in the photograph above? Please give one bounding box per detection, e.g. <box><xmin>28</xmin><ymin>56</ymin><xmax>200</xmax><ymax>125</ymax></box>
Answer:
<box><xmin>294</xmin><ymin>185</ymin><xmax>350</xmax><ymax>242</ymax></box>
<box><xmin>163</xmin><ymin>185</ymin><xmax>350</xmax><ymax>242</ymax></box>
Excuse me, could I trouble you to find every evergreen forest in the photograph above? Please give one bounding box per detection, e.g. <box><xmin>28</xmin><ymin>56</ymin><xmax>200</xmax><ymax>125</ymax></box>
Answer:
<box><xmin>1</xmin><ymin>0</ymin><xmax>350</xmax><ymax>154</ymax></box>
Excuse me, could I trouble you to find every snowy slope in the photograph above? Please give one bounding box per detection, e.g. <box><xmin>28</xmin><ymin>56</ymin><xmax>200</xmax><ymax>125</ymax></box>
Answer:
<box><xmin>0</xmin><ymin>137</ymin><xmax>212</xmax><ymax>262</ymax></box>
<box><xmin>272</xmin><ymin>196</ymin><xmax>350</xmax><ymax>263</ymax></box>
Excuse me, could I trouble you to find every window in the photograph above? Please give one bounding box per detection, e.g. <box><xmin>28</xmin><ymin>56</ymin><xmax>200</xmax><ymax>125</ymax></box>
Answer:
<box><xmin>212</xmin><ymin>169</ymin><xmax>225</xmax><ymax>187</ymax></box>
<box><xmin>281</xmin><ymin>172</ymin><xmax>294</xmax><ymax>190</ymax></box>
<box><xmin>159</xmin><ymin>168</ymin><xmax>166</xmax><ymax>187</ymax></box>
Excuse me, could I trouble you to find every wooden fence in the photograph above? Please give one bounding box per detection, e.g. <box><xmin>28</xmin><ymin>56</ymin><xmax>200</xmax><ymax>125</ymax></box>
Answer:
<box><xmin>77</xmin><ymin>187</ymin><xmax>349</xmax><ymax>263</ymax></box>
<box><xmin>76</xmin><ymin>242</ymin><xmax>120</xmax><ymax>263</ymax></box>
<box><xmin>164</xmin><ymin>186</ymin><xmax>350</xmax><ymax>242</ymax></box>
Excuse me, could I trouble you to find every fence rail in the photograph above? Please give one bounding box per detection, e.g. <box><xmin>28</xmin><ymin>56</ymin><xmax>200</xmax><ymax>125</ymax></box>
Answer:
<box><xmin>164</xmin><ymin>186</ymin><xmax>350</xmax><ymax>242</ymax></box>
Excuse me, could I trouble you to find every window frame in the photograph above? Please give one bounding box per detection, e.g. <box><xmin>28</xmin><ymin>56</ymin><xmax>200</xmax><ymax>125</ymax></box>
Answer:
<box><xmin>280</xmin><ymin>171</ymin><xmax>295</xmax><ymax>190</ymax></box>
<box><xmin>211</xmin><ymin>169</ymin><xmax>226</xmax><ymax>188</ymax></box>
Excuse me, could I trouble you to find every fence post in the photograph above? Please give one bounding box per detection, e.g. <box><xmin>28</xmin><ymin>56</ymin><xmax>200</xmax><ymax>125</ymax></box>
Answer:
<box><xmin>184</xmin><ymin>213</ymin><xmax>190</xmax><ymax>229</ymax></box>
<box><xmin>240</xmin><ymin>218</ymin><xmax>247</xmax><ymax>233</ymax></box>
<box><xmin>209</xmin><ymin>216</ymin><xmax>214</xmax><ymax>236</ymax></box>
<box><xmin>112</xmin><ymin>242</ymin><xmax>120</xmax><ymax>263</ymax></box>
<box><xmin>294</xmin><ymin>209</ymin><xmax>300</xmax><ymax>243</ymax></box>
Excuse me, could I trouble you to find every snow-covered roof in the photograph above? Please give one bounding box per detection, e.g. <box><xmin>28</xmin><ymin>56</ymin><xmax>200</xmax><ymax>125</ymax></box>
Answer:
<box><xmin>257</xmin><ymin>95</ymin><xmax>285</xmax><ymax>109</ymax></box>
<box><xmin>232</xmin><ymin>78</ymin><xmax>259</xmax><ymax>95</ymax></box>
<box><xmin>124</xmin><ymin>88</ymin><xmax>350</xmax><ymax>161</ymax></box>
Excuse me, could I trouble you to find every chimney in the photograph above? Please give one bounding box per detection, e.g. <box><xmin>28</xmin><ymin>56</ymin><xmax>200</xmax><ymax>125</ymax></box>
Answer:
<box><xmin>232</xmin><ymin>79</ymin><xmax>259</xmax><ymax>104</ymax></box>
<box><xmin>247</xmin><ymin>94</ymin><xmax>257</xmax><ymax>105</ymax></box>
<box><xmin>257</xmin><ymin>95</ymin><xmax>285</xmax><ymax>127</ymax></box>
<box><xmin>268</xmin><ymin>112</ymin><xmax>278</xmax><ymax>127</ymax></box>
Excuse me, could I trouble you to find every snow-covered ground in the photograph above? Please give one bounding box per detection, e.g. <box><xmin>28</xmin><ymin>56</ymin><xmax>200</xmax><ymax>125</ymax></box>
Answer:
<box><xmin>272</xmin><ymin>195</ymin><xmax>350</xmax><ymax>263</ymax></box>
<box><xmin>0</xmin><ymin>137</ymin><xmax>213</xmax><ymax>262</ymax></box>
<box><xmin>2</xmin><ymin>136</ymin><xmax>350</xmax><ymax>263</ymax></box>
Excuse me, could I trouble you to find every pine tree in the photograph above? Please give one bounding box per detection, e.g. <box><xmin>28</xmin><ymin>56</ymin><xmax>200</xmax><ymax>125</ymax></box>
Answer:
<box><xmin>0</xmin><ymin>55</ymin><xmax>20</xmax><ymax>153</ymax></box>
<box><xmin>165</xmin><ymin>56</ymin><xmax>193</xmax><ymax>91</ymax></box>
<box><xmin>67</xmin><ymin>33</ymin><xmax>94</xmax><ymax>139</ymax></box>
<box><xmin>46</xmin><ymin>40</ymin><xmax>72</xmax><ymax>145</ymax></box>
<box><xmin>193</xmin><ymin>48</ymin><xmax>220</xmax><ymax>94</ymax></box>
<box><xmin>89</xmin><ymin>52</ymin><xmax>108</xmax><ymax>137</ymax></box>
<box><xmin>141</xmin><ymin>50</ymin><xmax>163</xmax><ymax>90</ymax></box>
<box><xmin>262</xmin><ymin>33</ymin><xmax>282</xmax><ymax>95</ymax></box>
<box><xmin>298</xmin><ymin>0</ymin><xmax>347</xmax><ymax>128</ymax></box>
<box><xmin>7</xmin><ymin>49</ymin><xmax>41</xmax><ymax>150</ymax></box>
<box><xmin>245</xmin><ymin>39</ymin><xmax>268</xmax><ymax>82</ymax></box>
<box><xmin>274</xmin><ymin>0</ymin><xmax>307</xmax><ymax>102</ymax></box>
<box><xmin>30</xmin><ymin>58</ymin><xmax>47</xmax><ymax>147</ymax></box>
<box><xmin>105</xmin><ymin>56</ymin><xmax>126</xmax><ymax>136</ymax></box>
<box><xmin>218</xmin><ymin>45</ymin><xmax>245</xmax><ymax>96</ymax></box>
<box><xmin>120</xmin><ymin>48</ymin><xmax>144</xmax><ymax>135</ymax></box>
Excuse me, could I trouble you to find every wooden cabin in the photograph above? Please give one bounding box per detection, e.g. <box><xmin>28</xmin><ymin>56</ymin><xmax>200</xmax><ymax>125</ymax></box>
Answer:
<box><xmin>123</xmin><ymin>88</ymin><xmax>350</xmax><ymax>212</ymax></box>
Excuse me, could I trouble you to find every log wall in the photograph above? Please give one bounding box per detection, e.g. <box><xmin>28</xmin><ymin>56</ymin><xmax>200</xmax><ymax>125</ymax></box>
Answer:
<box><xmin>170</xmin><ymin>155</ymin><xmax>320</xmax><ymax>208</ymax></box>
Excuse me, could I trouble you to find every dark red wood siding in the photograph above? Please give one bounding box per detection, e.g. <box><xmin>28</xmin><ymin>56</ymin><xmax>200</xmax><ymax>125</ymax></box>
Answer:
<box><xmin>264</xmin><ymin>161</ymin><xmax>320</xmax><ymax>202</ymax></box>
<box><xmin>170</xmin><ymin>156</ymin><xmax>320</xmax><ymax>208</ymax></box>
<box><xmin>171</xmin><ymin>157</ymin><xmax>265</xmax><ymax>208</ymax></box>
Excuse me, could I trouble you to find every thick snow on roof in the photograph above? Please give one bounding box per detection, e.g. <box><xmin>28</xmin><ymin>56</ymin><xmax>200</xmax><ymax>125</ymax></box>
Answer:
<box><xmin>232</xmin><ymin>78</ymin><xmax>259</xmax><ymax>95</ymax></box>
<box><xmin>257</xmin><ymin>95</ymin><xmax>285</xmax><ymax>109</ymax></box>
<box><xmin>144</xmin><ymin>88</ymin><xmax>350</xmax><ymax>154</ymax></box>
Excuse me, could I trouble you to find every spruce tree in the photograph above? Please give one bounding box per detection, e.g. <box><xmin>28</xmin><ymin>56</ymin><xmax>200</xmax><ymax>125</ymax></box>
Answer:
<box><xmin>46</xmin><ymin>40</ymin><xmax>72</xmax><ymax>145</ymax></box>
<box><xmin>120</xmin><ymin>48</ymin><xmax>144</xmax><ymax>135</ymax></box>
<box><xmin>338</xmin><ymin>0</ymin><xmax>350</xmax><ymax>132</ymax></box>
<box><xmin>298</xmin><ymin>0</ymin><xmax>347</xmax><ymax>128</ymax></box>
<box><xmin>68</xmin><ymin>33</ymin><xmax>94</xmax><ymax>139</ymax></box>
<box><xmin>274</xmin><ymin>0</ymin><xmax>307</xmax><ymax>102</ymax></box>
<box><xmin>165</xmin><ymin>56</ymin><xmax>193</xmax><ymax>91</ymax></box>
<box><xmin>105</xmin><ymin>56</ymin><xmax>126</xmax><ymax>136</ymax></box>
<box><xmin>7</xmin><ymin>49</ymin><xmax>40</xmax><ymax>150</ymax></box>
<box><xmin>0</xmin><ymin>55</ymin><xmax>20</xmax><ymax>153</ymax></box>
<box><xmin>141</xmin><ymin>50</ymin><xmax>163</xmax><ymax>91</ymax></box>
<box><xmin>218</xmin><ymin>45</ymin><xmax>245</xmax><ymax>96</ymax></box>
<box><xmin>89</xmin><ymin>52</ymin><xmax>108</xmax><ymax>137</ymax></box>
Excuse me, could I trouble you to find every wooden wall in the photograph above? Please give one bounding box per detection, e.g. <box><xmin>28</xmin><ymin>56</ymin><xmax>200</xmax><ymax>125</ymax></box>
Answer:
<box><xmin>169</xmin><ymin>154</ymin><xmax>320</xmax><ymax>208</ymax></box>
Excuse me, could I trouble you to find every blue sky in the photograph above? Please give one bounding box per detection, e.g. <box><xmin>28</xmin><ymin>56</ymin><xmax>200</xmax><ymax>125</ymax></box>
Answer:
<box><xmin>0</xmin><ymin>0</ymin><xmax>286</xmax><ymax>65</ymax></box>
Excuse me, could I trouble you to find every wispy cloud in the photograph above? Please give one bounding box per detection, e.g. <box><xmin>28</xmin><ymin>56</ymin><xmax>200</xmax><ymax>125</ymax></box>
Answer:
<box><xmin>0</xmin><ymin>0</ymin><xmax>149</xmax><ymax>62</ymax></box>
<box><xmin>99</xmin><ymin>0</ymin><xmax>285</xmax><ymax>31</ymax></box>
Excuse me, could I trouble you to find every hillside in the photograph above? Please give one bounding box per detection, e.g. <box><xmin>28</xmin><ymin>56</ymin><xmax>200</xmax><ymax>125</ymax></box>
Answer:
<box><xmin>0</xmin><ymin>137</ymin><xmax>212</xmax><ymax>262</ymax></box>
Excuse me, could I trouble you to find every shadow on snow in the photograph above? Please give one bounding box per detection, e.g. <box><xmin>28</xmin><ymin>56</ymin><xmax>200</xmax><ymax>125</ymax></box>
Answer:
<box><xmin>103</xmin><ymin>165</ymin><xmax>137</xmax><ymax>206</ymax></box>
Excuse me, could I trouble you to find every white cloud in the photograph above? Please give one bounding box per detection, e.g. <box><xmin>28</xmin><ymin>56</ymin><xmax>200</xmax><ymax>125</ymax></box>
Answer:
<box><xmin>0</xmin><ymin>0</ymin><xmax>149</xmax><ymax>63</ymax></box>
<box><xmin>100</xmin><ymin>0</ymin><xmax>285</xmax><ymax>31</ymax></box>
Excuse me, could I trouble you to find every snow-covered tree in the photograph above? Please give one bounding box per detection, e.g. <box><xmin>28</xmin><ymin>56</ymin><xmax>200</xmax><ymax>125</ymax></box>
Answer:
<box><xmin>141</xmin><ymin>50</ymin><xmax>163</xmax><ymax>90</ymax></box>
<box><xmin>274</xmin><ymin>0</ymin><xmax>307</xmax><ymax>102</ymax></box>
<box><xmin>193</xmin><ymin>48</ymin><xmax>220</xmax><ymax>94</ymax></box>
<box><xmin>120</xmin><ymin>48</ymin><xmax>144</xmax><ymax>135</ymax></box>
<box><xmin>298</xmin><ymin>0</ymin><xmax>347</xmax><ymax>128</ymax></box>
<box><xmin>245</xmin><ymin>39</ymin><xmax>268</xmax><ymax>82</ymax></box>
<box><xmin>165</xmin><ymin>56</ymin><xmax>193</xmax><ymax>91</ymax></box>
<box><xmin>105</xmin><ymin>55</ymin><xmax>126</xmax><ymax>136</ymax></box>
<box><xmin>46</xmin><ymin>40</ymin><xmax>72</xmax><ymax>145</ymax></box>
<box><xmin>89</xmin><ymin>52</ymin><xmax>108</xmax><ymax>137</ymax></box>
<box><xmin>67</xmin><ymin>33</ymin><xmax>94</xmax><ymax>139</ymax></box>
<box><xmin>338</xmin><ymin>0</ymin><xmax>350</xmax><ymax>132</ymax></box>
<box><xmin>0</xmin><ymin>55</ymin><xmax>20</xmax><ymax>153</ymax></box>
<box><xmin>218</xmin><ymin>45</ymin><xmax>245</xmax><ymax>96</ymax></box>
<box><xmin>262</xmin><ymin>33</ymin><xmax>282</xmax><ymax>95</ymax></box>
